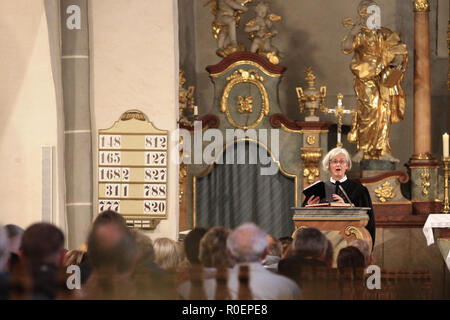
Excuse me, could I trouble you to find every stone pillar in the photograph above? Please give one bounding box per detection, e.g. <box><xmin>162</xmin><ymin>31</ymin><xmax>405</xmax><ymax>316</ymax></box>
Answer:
<box><xmin>407</xmin><ymin>0</ymin><xmax>441</xmax><ymax>214</ymax></box>
<box><xmin>60</xmin><ymin>0</ymin><xmax>93</xmax><ymax>248</ymax></box>
<box><xmin>412</xmin><ymin>0</ymin><xmax>432</xmax><ymax>158</ymax></box>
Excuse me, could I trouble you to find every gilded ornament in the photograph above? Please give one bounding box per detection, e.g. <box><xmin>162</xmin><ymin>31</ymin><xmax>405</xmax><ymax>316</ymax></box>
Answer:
<box><xmin>413</xmin><ymin>0</ymin><xmax>430</xmax><ymax>12</ymax></box>
<box><xmin>344</xmin><ymin>226</ymin><xmax>364</xmax><ymax>240</ymax></box>
<box><xmin>303</xmin><ymin>168</ymin><xmax>320</xmax><ymax>185</ymax></box>
<box><xmin>178</xmin><ymin>69</ymin><xmax>197</xmax><ymax>127</ymax></box>
<box><xmin>301</xmin><ymin>147</ymin><xmax>322</xmax><ymax>186</ymax></box>
<box><xmin>374</xmin><ymin>181</ymin><xmax>396</xmax><ymax>202</ymax></box>
<box><xmin>120</xmin><ymin>110</ymin><xmax>146</xmax><ymax>121</ymax></box>
<box><xmin>237</xmin><ymin>96</ymin><xmax>253</xmax><ymax>113</ymax></box>
<box><xmin>210</xmin><ymin>60</ymin><xmax>281</xmax><ymax>78</ymax></box>
<box><xmin>220</xmin><ymin>69</ymin><xmax>269</xmax><ymax>129</ymax></box>
<box><xmin>296</xmin><ymin>67</ymin><xmax>327</xmax><ymax>119</ymax></box>
<box><xmin>306</xmin><ymin>135</ymin><xmax>316</xmax><ymax>145</ymax></box>
<box><xmin>411</xmin><ymin>153</ymin><xmax>434</xmax><ymax>160</ymax></box>
<box><xmin>244</xmin><ymin>2</ymin><xmax>281</xmax><ymax>64</ymax></box>
<box><xmin>342</xmin><ymin>0</ymin><xmax>408</xmax><ymax>162</ymax></box>
<box><xmin>420</xmin><ymin>169</ymin><xmax>430</xmax><ymax>196</ymax></box>
<box><xmin>204</xmin><ymin>0</ymin><xmax>251</xmax><ymax>57</ymax></box>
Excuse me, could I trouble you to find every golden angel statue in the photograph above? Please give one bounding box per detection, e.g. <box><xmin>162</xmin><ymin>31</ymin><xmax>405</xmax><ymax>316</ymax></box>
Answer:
<box><xmin>244</xmin><ymin>1</ymin><xmax>281</xmax><ymax>64</ymax></box>
<box><xmin>205</xmin><ymin>0</ymin><xmax>252</xmax><ymax>57</ymax></box>
<box><xmin>341</xmin><ymin>0</ymin><xmax>408</xmax><ymax>162</ymax></box>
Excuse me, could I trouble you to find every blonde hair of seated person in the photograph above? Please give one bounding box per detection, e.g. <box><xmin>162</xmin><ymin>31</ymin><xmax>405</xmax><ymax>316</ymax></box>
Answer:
<box><xmin>154</xmin><ymin>237</ymin><xmax>182</xmax><ymax>271</ymax></box>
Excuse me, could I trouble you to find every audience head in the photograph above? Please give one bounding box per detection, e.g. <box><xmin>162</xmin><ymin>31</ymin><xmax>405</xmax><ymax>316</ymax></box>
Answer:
<box><xmin>92</xmin><ymin>210</ymin><xmax>127</xmax><ymax>230</ymax></box>
<box><xmin>266</xmin><ymin>235</ymin><xmax>283</xmax><ymax>257</ymax></box>
<box><xmin>0</xmin><ymin>226</ymin><xmax>8</xmax><ymax>271</ymax></box>
<box><xmin>154</xmin><ymin>238</ymin><xmax>182</xmax><ymax>271</ymax></box>
<box><xmin>348</xmin><ymin>239</ymin><xmax>371</xmax><ymax>266</ymax></box>
<box><xmin>21</xmin><ymin>223</ymin><xmax>65</xmax><ymax>266</ymax></box>
<box><xmin>131</xmin><ymin>230</ymin><xmax>155</xmax><ymax>267</ymax></box>
<box><xmin>226</xmin><ymin>223</ymin><xmax>268</xmax><ymax>263</ymax></box>
<box><xmin>87</xmin><ymin>221</ymin><xmax>137</xmax><ymax>274</ymax></box>
<box><xmin>293</xmin><ymin>227</ymin><xmax>328</xmax><ymax>259</ymax></box>
<box><xmin>5</xmin><ymin>224</ymin><xmax>24</xmax><ymax>254</ymax></box>
<box><xmin>184</xmin><ymin>227</ymin><xmax>208</xmax><ymax>265</ymax></box>
<box><xmin>279</xmin><ymin>236</ymin><xmax>293</xmax><ymax>258</ymax></box>
<box><xmin>337</xmin><ymin>246</ymin><xmax>366</xmax><ymax>269</ymax></box>
<box><xmin>199</xmin><ymin>226</ymin><xmax>233</xmax><ymax>268</ymax></box>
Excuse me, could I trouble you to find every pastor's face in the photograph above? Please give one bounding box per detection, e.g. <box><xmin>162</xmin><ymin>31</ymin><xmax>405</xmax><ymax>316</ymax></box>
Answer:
<box><xmin>329</xmin><ymin>153</ymin><xmax>348</xmax><ymax>181</ymax></box>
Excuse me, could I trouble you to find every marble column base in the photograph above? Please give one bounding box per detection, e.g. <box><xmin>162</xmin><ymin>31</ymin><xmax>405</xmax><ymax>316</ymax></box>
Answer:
<box><xmin>406</xmin><ymin>158</ymin><xmax>442</xmax><ymax>214</ymax></box>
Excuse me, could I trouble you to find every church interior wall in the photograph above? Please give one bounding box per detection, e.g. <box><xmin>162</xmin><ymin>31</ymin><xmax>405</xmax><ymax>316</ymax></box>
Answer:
<box><xmin>89</xmin><ymin>0</ymin><xmax>179</xmax><ymax>242</ymax></box>
<box><xmin>0</xmin><ymin>0</ymin><xmax>180</xmax><ymax>247</ymax></box>
<box><xmin>0</xmin><ymin>1</ymin><xmax>66</xmax><ymax>232</ymax></box>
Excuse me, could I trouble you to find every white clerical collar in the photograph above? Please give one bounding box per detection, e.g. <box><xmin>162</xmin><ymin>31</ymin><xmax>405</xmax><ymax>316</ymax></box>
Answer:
<box><xmin>330</xmin><ymin>176</ymin><xmax>347</xmax><ymax>184</ymax></box>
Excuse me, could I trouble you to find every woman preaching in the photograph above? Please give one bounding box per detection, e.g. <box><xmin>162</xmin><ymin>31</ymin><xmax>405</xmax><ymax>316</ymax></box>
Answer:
<box><xmin>304</xmin><ymin>147</ymin><xmax>375</xmax><ymax>247</ymax></box>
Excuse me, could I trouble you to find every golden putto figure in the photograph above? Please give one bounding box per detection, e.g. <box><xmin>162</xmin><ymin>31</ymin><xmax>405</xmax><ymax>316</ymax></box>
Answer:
<box><xmin>205</xmin><ymin>0</ymin><xmax>252</xmax><ymax>57</ymax></box>
<box><xmin>244</xmin><ymin>1</ymin><xmax>281</xmax><ymax>64</ymax></box>
<box><xmin>341</xmin><ymin>0</ymin><xmax>408</xmax><ymax>162</ymax></box>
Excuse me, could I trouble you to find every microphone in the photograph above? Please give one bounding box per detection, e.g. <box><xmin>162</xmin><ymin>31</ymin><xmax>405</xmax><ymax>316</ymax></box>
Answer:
<box><xmin>338</xmin><ymin>185</ymin><xmax>354</xmax><ymax>206</ymax></box>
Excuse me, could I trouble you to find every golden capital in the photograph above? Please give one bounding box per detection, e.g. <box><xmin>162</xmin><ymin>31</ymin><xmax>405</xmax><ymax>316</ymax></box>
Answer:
<box><xmin>413</xmin><ymin>0</ymin><xmax>430</xmax><ymax>12</ymax></box>
<box><xmin>304</xmin><ymin>67</ymin><xmax>316</xmax><ymax>85</ymax></box>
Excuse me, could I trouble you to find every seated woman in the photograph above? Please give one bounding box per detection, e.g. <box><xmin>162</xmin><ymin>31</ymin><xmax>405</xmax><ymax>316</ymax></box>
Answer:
<box><xmin>304</xmin><ymin>147</ymin><xmax>376</xmax><ymax>247</ymax></box>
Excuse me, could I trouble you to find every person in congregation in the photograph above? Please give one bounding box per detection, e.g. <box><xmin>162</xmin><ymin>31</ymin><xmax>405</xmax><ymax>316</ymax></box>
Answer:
<box><xmin>5</xmin><ymin>224</ymin><xmax>23</xmax><ymax>272</ymax></box>
<box><xmin>78</xmin><ymin>210</ymin><xmax>129</xmax><ymax>284</ymax></box>
<box><xmin>19</xmin><ymin>223</ymin><xmax>66</xmax><ymax>300</ymax></box>
<box><xmin>177</xmin><ymin>226</ymin><xmax>234</xmax><ymax>299</ymax></box>
<box><xmin>279</xmin><ymin>236</ymin><xmax>294</xmax><ymax>258</ymax></box>
<box><xmin>154</xmin><ymin>238</ymin><xmax>183</xmax><ymax>272</ymax></box>
<box><xmin>223</xmin><ymin>223</ymin><xmax>301</xmax><ymax>300</ymax></box>
<box><xmin>81</xmin><ymin>216</ymin><xmax>138</xmax><ymax>299</ymax></box>
<box><xmin>131</xmin><ymin>230</ymin><xmax>174</xmax><ymax>299</ymax></box>
<box><xmin>179</xmin><ymin>223</ymin><xmax>301</xmax><ymax>300</ymax></box>
<box><xmin>278</xmin><ymin>227</ymin><xmax>330</xmax><ymax>284</ymax></box>
<box><xmin>261</xmin><ymin>235</ymin><xmax>283</xmax><ymax>273</ymax></box>
<box><xmin>304</xmin><ymin>147</ymin><xmax>375</xmax><ymax>247</ymax></box>
<box><xmin>337</xmin><ymin>246</ymin><xmax>366</xmax><ymax>269</ymax></box>
<box><xmin>348</xmin><ymin>239</ymin><xmax>372</xmax><ymax>267</ymax></box>
<box><xmin>176</xmin><ymin>227</ymin><xmax>208</xmax><ymax>284</ymax></box>
<box><xmin>198</xmin><ymin>226</ymin><xmax>234</xmax><ymax>276</ymax></box>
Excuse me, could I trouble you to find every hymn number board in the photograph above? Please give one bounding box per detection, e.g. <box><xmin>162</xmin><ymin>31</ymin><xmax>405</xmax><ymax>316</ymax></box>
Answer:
<box><xmin>98</xmin><ymin>111</ymin><xmax>169</xmax><ymax>226</ymax></box>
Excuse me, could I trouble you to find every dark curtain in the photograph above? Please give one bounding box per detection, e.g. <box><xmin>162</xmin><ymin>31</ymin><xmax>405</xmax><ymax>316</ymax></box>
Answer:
<box><xmin>195</xmin><ymin>141</ymin><xmax>295</xmax><ymax>238</ymax></box>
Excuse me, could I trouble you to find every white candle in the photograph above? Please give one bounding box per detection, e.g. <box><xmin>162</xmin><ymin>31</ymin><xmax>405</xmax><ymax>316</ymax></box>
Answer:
<box><xmin>443</xmin><ymin>133</ymin><xmax>449</xmax><ymax>158</ymax></box>
<box><xmin>193</xmin><ymin>106</ymin><xmax>198</xmax><ymax>116</ymax></box>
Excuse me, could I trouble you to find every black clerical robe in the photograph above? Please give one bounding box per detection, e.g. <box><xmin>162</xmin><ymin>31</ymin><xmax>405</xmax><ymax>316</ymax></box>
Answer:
<box><xmin>302</xmin><ymin>179</ymin><xmax>376</xmax><ymax>247</ymax></box>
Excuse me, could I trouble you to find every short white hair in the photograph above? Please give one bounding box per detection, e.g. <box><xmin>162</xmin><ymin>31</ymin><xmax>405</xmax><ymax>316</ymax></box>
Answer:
<box><xmin>227</xmin><ymin>223</ymin><xmax>268</xmax><ymax>263</ymax></box>
<box><xmin>322</xmin><ymin>147</ymin><xmax>352</xmax><ymax>172</ymax></box>
<box><xmin>0</xmin><ymin>226</ymin><xmax>8</xmax><ymax>270</ymax></box>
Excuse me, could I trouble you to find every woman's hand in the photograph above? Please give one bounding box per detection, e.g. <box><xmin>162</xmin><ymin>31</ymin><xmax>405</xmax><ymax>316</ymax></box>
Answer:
<box><xmin>332</xmin><ymin>194</ymin><xmax>345</xmax><ymax>203</ymax></box>
<box><xmin>307</xmin><ymin>195</ymin><xmax>320</xmax><ymax>205</ymax></box>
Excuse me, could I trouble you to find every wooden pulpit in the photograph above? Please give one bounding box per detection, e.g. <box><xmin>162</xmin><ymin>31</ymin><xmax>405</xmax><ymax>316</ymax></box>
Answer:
<box><xmin>292</xmin><ymin>207</ymin><xmax>373</xmax><ymax>252</ymax></box>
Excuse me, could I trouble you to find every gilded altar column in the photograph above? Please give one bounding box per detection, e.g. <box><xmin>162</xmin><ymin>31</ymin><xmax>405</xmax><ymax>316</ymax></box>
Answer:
<box><xmin>413</xmin><ymin>0</ymin><xmax>432</xmax><ymax>158</ymax></box>
<box><xmin>407</xmin><ymin>0</ymin><xmax>441</xmax><ymax>214</ymax></box>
